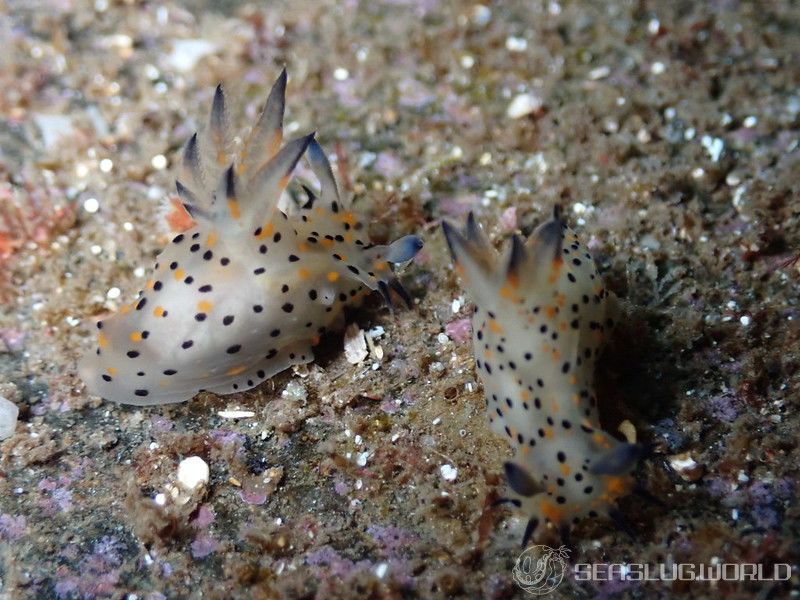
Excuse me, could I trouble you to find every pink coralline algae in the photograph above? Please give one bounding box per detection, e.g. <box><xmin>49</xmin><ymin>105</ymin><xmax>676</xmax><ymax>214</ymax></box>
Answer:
<box><xmin>190</xmin><ymin>534</ymin><xmax>219</xmax><ymax>559</ymax></box>
<box><xmin>0</xmin><ymin>513</ymin><xmax>26</xmax><ymax>540</ymax></box>
<box><xmin>37</xmin><ymin>478</ymin><xmax>74</xmax><ymax>514</ymax></box>
<box><xmin>54</xmin><ymin>537</ymin><xmax>124</xmax><ymax>599</ymax></box>
<box><xmin>192</xmin><ymin>504</ymin><xmax>215</xmax><ymax>528</ymax></box>
<box><xmin>366</xmin><ymin>524</ymin><xmax>417</xmax><ymax>556</ymax></box>
<box><xmin>0</xmin><ymin>328</ymin><xmax>26</xmax><ymax>352</ymax></box>
<box><xmin>707</xmin><ymin>477</ymin><xmax>794</xmax><ymax>530</ymax></box>
<box><xmin>445</xmin><ymin>317</ymin><xmax>472</xmax><ymax>343</ymax></box>
<box><xmin>705</xmin><ymin>392</ymin><xmax>741</xmax><ymax>423</ymax></box>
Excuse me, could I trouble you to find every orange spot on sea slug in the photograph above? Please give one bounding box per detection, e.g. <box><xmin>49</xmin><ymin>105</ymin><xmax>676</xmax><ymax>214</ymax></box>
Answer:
<box><xmin>166</xmin><ymin>198</ymin><xmax>196</xmax><ymax>232</ymax></box>
<box><xmin>256</xmin><ymin>223</ymin><xmax>274</xmax><ymax>240</ymax></box>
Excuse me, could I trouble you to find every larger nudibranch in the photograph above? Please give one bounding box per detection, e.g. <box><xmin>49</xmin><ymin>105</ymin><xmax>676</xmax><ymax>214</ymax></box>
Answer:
<box><xmin>442</xmin><ymin>207</ymin><xmax>639</xmax><ymax>544</ymax></box>
<box><xmin>79</xmin><ymin>71</ymin><xmax>422</xmax><ymax>406</ymax></box>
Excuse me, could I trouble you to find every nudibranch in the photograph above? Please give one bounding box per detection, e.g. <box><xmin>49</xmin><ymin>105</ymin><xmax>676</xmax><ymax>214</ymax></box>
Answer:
<box><xmin>79</xmin><ymin>70</ymin><xmax>422</xmax><ymax>406</ymax></box>
<box><xmin>442</xmin><ymin>207</ymin><xmax>639</xmax><ymax>544</ymax></box>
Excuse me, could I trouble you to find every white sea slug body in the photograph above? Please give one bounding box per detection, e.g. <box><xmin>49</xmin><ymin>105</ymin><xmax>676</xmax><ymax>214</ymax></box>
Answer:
<box><xmin>442</xmin><ymin>207</ymin><xmax>639</xmax><ymax>544</ymax></box>
<box><xmin>79</xmin><ymin>71</ymin><xmax>422</xmax><ymax>406</ymax></box>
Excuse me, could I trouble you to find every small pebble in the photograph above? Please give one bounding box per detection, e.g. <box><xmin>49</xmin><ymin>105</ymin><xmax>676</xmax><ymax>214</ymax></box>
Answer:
<box><xmin>668</xmin><ymin>452</ymin><xmax>704</xmax><ymax>481</ymax></box>
<box><xmin>83</xmin><ymin>197</ymin><xmax>100</xmax><ymax>213</ymax></box>
<box><xmin>0</xmin><ymin>396</ymin><xmax>18</xmax><ymax>440</ymax></box>
<box><xmin>440</xmin><ymin>464</ymin><xmax>458</xmax><ymax>481</ymax></box>
<box><xmin>177</xmin><ymin>456</ymin><xmax>210</xmax><ymax>491</ymax></box>
<box><xmin>506</xmin><ymin>93</ymin><xmax>542</xmax><ymax>119</ymax></box>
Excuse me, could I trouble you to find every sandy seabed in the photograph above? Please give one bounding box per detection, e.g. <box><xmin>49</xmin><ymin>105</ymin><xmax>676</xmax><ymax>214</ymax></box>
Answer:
<box><xmin>1</xmin><ymin>0</ymin><xmax>799</xmax><ymax>598</ymax></box>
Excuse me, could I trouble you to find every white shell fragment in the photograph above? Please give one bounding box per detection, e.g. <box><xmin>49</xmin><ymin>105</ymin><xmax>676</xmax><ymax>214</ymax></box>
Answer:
<box><xmin>668</xmin><ymin>452</ymin><xmax>704</xmax><ymax>482</ymax></box>
<box><xmin>177</xmin><ymin>456</ymin><xmax>210</xmax><ymax>490</ymax></box>
<box><xmin>0</xmin><ymin>396</ymin><xmax>18</xmax><ymax>440</ymax></box>
<box><xmin>506</xmin><ymin>93</ymin><xmax>542</xmax><ymax>119</ymax></box>
<box><xmin>440</xmin><ymin>464</ymin><xmax>458</xmax><ymax>482</ymax></box>
<box><xmin>344</xmin><ymin>323</ymin><xmax>368</xmax><ymax>364</ymax></box>
<box><xmin>217</xmin><ymin>410</ymin><xmax>255</xmax><ymax>419</ymax></box>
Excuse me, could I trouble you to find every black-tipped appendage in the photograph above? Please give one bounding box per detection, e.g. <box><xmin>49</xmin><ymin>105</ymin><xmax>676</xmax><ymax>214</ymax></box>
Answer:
<box><xmin>521</xmin><ymin>517</ymin><xmax>539</xmax><ymax>547</ymax></box>
<box><xmin>389</xmin><ymin>279</ymin><xmax>413</xmax><ymax>309</ymax></box>
<box><xmin>300</xmin><ymin>185</ymin><xmax>316</xmax><ymax>209</ymax></box>
<box><xmin>224</xmin><ymin>165</ymin><xmax>236</xmax><ymax>199</ymax></box>
<box><xmin>377</xmin><ymin>280</ymin><xmax>394</xmax><ymax>311</ymax></box>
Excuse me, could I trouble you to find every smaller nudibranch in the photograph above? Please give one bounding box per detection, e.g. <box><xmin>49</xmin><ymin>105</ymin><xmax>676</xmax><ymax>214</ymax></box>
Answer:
<box><xmin>78</xmin><ymin>70</ymin><xmax>423</xmax><ymax>406</ymax></box>
<box><xmin>442</xmin><ymin>207</ymin><xmax>640</xmax><ymax>544</ymax></box>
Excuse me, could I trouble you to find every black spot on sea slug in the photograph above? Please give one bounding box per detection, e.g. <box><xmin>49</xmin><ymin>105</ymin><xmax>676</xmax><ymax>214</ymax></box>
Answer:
<box><xmin>227</xmin><ymin>345</ymin><xmax>242</xmax><ymax>354</ymax></box>
<box><xmin>282</xmin><ymin>303</ymin><xmax>294</xmax><ymax>313</ymax></box>
<box><xmin>163</xmin><ymin>369</ymin><xmax>177</xmax><ymax>375</ymax></box>
<box><xmin>127</xmin><ymin>350</ymin><xmax>139</xmax><ymax>358</ymax></box>
<box><xmin>199</xmin><ymin>284</ymin><xmax>212</xmax><ymax>293</ymax></box>
<box><xmin>102</xmin><ymin>374</ymin><xmax>112</xmax><ymax>382</ymax></box>
<box><xmin>134</xmin><ymin>389</ymin><xmax>149</xmax><ymax>397</ymax></box>
<box><xmin>223</xmin><ymin>315</ymin><xmax>234</xmax><ymax>326</ymax></box>
<box><xmin>182</xmin><ymin>340</ymin><xmax>193</xmax><ymax>349</ymax></box>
